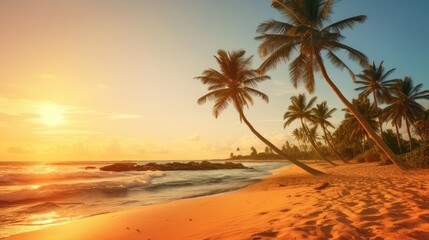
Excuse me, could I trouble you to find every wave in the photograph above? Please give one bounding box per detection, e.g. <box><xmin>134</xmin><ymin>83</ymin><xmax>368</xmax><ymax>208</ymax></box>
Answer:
<box><xmin>0</xmin><ymin>171</ymin><xmax>164</xmax><ymax>203</ymax></box>
<box><xmin>0</xmin><ymin>170</ymin><xmax>151</xmax><ymax>186</ymax></box>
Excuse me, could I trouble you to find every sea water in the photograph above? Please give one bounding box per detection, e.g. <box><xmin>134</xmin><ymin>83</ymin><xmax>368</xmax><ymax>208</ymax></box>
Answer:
<box><xmin>0</xmin><ymin>160</ymin><xmax>289</xmax><ymax>238</ymax></box>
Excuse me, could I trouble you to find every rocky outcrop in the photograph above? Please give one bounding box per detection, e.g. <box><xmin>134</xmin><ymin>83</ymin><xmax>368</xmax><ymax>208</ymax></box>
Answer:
<box><xmin>100</xmin><ymin>161</ymin><xmax>250</xmax><ymax>172</ymax></box>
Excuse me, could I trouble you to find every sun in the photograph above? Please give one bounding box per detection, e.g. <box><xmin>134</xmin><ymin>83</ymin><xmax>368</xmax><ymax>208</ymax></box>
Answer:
<box><xmin>38</xmin><ymin>103</ymin><xmax>66</xmax><ymax>126</ymax></box>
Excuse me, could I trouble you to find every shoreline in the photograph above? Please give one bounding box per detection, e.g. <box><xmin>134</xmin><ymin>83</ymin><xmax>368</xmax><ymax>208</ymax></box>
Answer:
<box><xmin>5</xmin><ymin>162</ymin><xmax>429</xmax><ymax>239</ymax></box>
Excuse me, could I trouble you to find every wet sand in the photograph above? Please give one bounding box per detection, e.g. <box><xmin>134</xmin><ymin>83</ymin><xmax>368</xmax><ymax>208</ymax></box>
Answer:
<box><xmin>5</xmin><ymin>162</ymin><xmax>429</xmax><ymax>240</ymax></box>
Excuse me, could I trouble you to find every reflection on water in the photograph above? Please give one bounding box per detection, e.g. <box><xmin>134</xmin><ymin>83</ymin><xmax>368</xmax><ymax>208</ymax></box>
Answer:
<box><xmin>27</xmin><ymin>211</ymin><xmax>73</xmax><ymax>225</ymax></box>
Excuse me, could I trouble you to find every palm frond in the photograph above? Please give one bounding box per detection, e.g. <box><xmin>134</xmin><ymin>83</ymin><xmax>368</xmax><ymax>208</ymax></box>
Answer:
<box><xmin>325</xmin><ymin>50</ymin><xmax>356</xmax><ymax>82</ymax></box>
<box><xmin>323</xmin><ymin>15</ymin><xmax>367</xmax><ymax>33</ymax></box>
<box><xmin>256</xmin><ymin>19</ymin><xmax>294</xmax><ymax>34</ymax></box>
<box><xmin>328</xmin><ymin>41</ymin><xmax>368</xmax><ymax>67</ymax></box>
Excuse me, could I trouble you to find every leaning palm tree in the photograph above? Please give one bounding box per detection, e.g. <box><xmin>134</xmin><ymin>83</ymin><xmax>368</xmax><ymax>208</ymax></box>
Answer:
<box><xmin>355</xmin><ymin>61</ymin><xmax>397</xmax><ymax>136</ymax></box>
<box><xmin>383</xmin><ymin>77</ymin><xmax>429</xmax><ymax>151</ymax></box>
<box><xmin>414</xmin><ymin>109</ymin><xmax>429</xmax><ymax>143</ymax></box>
<box><xmin>256</xmin><ymin>0</ymin><xmax>408</xmax><ymax>169</ymax></box>
<box><xmin>311</xmin><ymin>101</ymin><xmax>347</xmax><ymax>163</ymax></box>
<box><xmin>284</xmin><ymin>94</ymin><xmax>337</xmax><ymax>166</ymax></box>
<box><xmin>196</xmin><ymin>49</ymin><xmax>324</xmax><ymax>175</ymax></box>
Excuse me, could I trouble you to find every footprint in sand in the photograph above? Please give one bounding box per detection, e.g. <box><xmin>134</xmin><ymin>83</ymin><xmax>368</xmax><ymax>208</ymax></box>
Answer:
<box><xmin>359</xmin><ymin>208</ymin><xmax>380</xmax><ymax>215</ymax></box>
<box><xmin>251</xmin><ymin>230</ymin><xmax>278</xmax><ymax>239</ymax></box>
<box><xmin>418</xmin><ymin>213</ymin><xmax>429</xmax><ymax>222</ymax></box>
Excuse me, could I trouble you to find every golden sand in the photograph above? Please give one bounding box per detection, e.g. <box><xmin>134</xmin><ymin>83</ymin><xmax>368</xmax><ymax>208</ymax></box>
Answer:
<box><xmin>5</xmin><ymin>162</ymin><xmax>429</xmax><ymax>240</ymax></box>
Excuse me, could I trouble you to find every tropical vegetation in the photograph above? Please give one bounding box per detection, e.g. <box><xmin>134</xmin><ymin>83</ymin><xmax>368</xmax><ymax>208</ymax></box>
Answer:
<box><xmin>196</xmin><ymin>0</ymin><xmax>429</xmax><ymax>171</ymax></box>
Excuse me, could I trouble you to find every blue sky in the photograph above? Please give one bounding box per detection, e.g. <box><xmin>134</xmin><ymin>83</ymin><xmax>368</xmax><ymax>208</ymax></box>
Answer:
<box><xmin>0</xmin><ymin>0</ymin><xmax>428</xmax><ymax>160</ymax></box>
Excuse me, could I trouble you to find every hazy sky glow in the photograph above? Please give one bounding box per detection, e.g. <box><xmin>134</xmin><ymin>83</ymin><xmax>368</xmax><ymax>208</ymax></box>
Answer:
<box><xmin>0</xmin><ymin>0</ymin><xmax>428</xmax><ymax>161</ymax></box>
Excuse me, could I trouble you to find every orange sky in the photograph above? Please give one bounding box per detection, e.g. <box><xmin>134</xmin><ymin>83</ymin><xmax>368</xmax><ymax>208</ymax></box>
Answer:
<box><xmin>1</xmin><ymin>1</ymin><xmax>428</xmax><ymax>161</ymax></box>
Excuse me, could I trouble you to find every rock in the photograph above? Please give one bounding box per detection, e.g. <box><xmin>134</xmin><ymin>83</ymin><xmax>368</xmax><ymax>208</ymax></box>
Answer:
<box><xmin>100</xmin><ymin>161</ymin><xmax>250</xmax><ymax>172</ymax></box>
<box><xmin>85</xmin><ymin>166</ymin><xmax>96</xmax><ymax>170</ymax></box>
<box><xmin>314</xmin><ymin>182</ymin><xmax>330</xmax><ymax>190</ymax></box>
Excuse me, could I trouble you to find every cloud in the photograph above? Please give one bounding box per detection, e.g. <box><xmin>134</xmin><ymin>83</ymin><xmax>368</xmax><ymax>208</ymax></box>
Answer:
<box><xmin>0</xmin><ymin>112</ymin><xmax>39</xmax><ymax>123</ymax></box>
<box><xmin>7</xmin><ymin>147</ymin><xmax>31</xmax><ymax>154</ymax></box>
<box><xmin>109</xmin><ymin>114</ymin><xmax>144</xmax><ymax>119</ymax></box>
<box><xmin>181</xmin><ymin>133</ymin><xmax>200</xmax><ymax>142</ymax></box>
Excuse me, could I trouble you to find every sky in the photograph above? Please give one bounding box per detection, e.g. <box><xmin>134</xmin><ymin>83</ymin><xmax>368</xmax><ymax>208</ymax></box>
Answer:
<box><xmin>0</xmin><ymin>0</ymin><xmax>428</xmax><ymax>161</ymax></box>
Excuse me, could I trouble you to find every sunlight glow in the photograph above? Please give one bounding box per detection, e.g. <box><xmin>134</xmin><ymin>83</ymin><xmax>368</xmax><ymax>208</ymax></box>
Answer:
<box><xmin>29</xmin><ymin>212</ymin><xmax>59</xmax><ymax>225</ymax></box>
<box><xmin>38</xmin><ymin>103</ymin><xmax>65</xmax><ymax>126</ymax></box>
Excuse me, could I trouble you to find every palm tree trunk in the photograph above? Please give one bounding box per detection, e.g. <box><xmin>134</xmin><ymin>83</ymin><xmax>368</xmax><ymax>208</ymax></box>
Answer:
<box><xmin>406</xmin><ymin>119</ymin><xmax>413</xmax><ymax>151</ymax></box>
<box><xmin>395</xmin><ymin>123</ymin><xmax>402</xmax><ymax>154</ymax></box>
<box><xmin>315</xmin><ymin>55</ymin><xmax>409</xmax><ymax>170</ymax></box>
<box><xmin>237</xmin><ymin>109</ymin><xmax>325</xmax><ymax>175</ymax></box>
<box><xmin>300</xmin><ymin>119</ymin><xmax>337</xmax><ymax>166</ymax></box>
<box><xmin>322</xmin><ymin>126</ymin><xmax>348</xmax><ymax>163</ymax></box>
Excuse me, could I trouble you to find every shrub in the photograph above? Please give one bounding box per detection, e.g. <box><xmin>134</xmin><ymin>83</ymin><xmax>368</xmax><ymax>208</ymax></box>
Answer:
<box><xmin>402</xmin><ymin>144</ymin><xmax>429</xmax><ymax>168</ymax></box>
<box><xmin>364</xmin><ymin>149</ymin><xmax>381</xmax><ymax>162</ymax></box>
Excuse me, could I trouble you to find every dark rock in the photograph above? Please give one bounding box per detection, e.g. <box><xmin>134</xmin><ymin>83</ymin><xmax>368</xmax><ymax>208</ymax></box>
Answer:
<box><xmin>314</xmin><ymin>182</ymin><xmax>330</xmax><ymax>190</ymax></box>
<box><xmin>100</xmin><ymin>161</ymin><xmax>250</xmax><ymax>172</ymax></box>
<box><xmin>85</xmin><ymin>166</ymin><xmax>96</xmax><ymax>170</ymax></box>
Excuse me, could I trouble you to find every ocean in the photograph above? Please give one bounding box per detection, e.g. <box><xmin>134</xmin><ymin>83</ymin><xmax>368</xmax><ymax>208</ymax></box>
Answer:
<box><xmin>0</xmin><ymin>160</ymin><xmax>289</xmax><ymax>238</ymax></box>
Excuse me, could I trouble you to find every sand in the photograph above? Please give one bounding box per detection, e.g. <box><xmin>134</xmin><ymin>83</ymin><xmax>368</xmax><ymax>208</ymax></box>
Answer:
<box><xmin>5</xmin><ymin>162</ymin><xmax>429</xmax><ymax>240</ymax></box>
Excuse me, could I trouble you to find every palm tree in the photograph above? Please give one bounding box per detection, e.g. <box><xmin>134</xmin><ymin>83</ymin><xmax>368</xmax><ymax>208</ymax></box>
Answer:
<box><xmin>380</xmin><ymin>107</ymin><xmax>404</xmax><ymax>153</ymax></box>
<box><xmin>311</xmin><ymin>101</ymin><xmax>347</xmax><ymax>163</ymax></box>
<box><xmin>196</xmin><ymin>49</ymin><xmax>324</xmax><ymax>175</ymax></box>
<box><xmin>284</xmin><ymin>94</ymin><xmax>337</xmax><ymax>166</ymax></box>
<box><xmin>256</xmin><ymin>0</ymin><xmax>408</xmax><ymax>169</ymax></box>
<box><xmin>292</xmin><ymin>128</ymin><xmax>304</xmax><ymax>151</ymax></box>
<box><xmin>414</xmin><ymin>109</ymin><xmax>429</xmax><ymax>143</ymax></box>
<box><xmin>383</xmin><ymin>77</ymin><xmax>429</xmax><ymax>151</ymax></box>
<box><xmin>342</xmin><ymin>97</ymin><xmax>379</xmax><ymax>152</ymax></box>
<box><xmin>355</xmin><ymin>61</ymin><xmax>397</xmax><ymax>136</ymax></box>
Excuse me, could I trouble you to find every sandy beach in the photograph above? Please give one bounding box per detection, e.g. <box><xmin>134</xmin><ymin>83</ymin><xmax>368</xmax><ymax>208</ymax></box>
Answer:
<box><xmin>5</xmin><ymin>162</ymin><xmax>429</xmax><ymax>240</ymax></box>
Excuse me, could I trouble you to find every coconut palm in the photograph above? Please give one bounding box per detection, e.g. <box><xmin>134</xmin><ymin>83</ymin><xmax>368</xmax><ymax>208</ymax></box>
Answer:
<box><xmin>342</xmin><ymin>97</ymin><xmax>379</xmax><ymax>152</ymax></box>
<box><xmin>383</xmin><ymin>77</ymin><xmax>429</xmax><ymax>151</ymax></box>
<box><xmin>256</xmin><ymin>0</ymin><xmax>408</xmax><ymax>169</ymax></box>
<box><xmin>381</xmin><ymin>108</ymin><xmax>404</xmax><ymax>153</ymax></box>
<box><xmin>284</xmin><ymin>94</ymin><xmax>337</xmax><ymax>166</ymax></box>
<box><xmin>292</xmin><ymin>128</ymin><xmax>304</xmax><ymax>151</ymax></box>
<box><xmin>355</xmin><ymin>61</ymin><xmax>397</xmax><ymax>136</ymax></box>
<box><xmin>196</xmin><ymin>49</ymin><xmax>324</xmax><ymax>175</ymax></box>
<box><xmin>311</xmin><ymin>101</ymin><xmax>347</xmax><ymax>163</ymax></box>
<box><xmin>414</xmin><ymin>109</ymin><xmax>429</xmax><ymax>142</ymax></box>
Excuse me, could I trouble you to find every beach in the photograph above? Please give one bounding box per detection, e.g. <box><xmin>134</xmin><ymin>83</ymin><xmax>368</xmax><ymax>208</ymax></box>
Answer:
<box><xmin>5</xmin><ymin>162</ymin><xmax>429</xmax><ymax>240</ymax></box>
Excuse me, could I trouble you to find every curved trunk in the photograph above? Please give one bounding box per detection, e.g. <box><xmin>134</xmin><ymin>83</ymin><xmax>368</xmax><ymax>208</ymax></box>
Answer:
<box><xmin>237</xmin><ymin>109</ymin><xmax>325</xmax><ymax>175</ymax></box>
<box><xmin>315</xmin><ymin>55</ymin><xmax>409</xmax><ymax>170</ymax></box>
<box><xmin>406</xmin><ymin>119</ymin><xmax>413</xmax><ymax>151</ymax></box>
<box><xmin>322</xmin><ymin>126</ymin><xmax>348</xmax><ymax>163</ymax></box>
<box><xmin>373</xmin><ymin>92</ymin><xmax>384</xmax><ymax>138</ymax></box>
<box><xmin>395</xmin><ymin>124</ymin><xmax>402</xmax><ymax>154</ymax></box>
<box><xmin>300</xmin><ymin>119</ymin><xmax>337</xmax><ymax>166</ymax></box>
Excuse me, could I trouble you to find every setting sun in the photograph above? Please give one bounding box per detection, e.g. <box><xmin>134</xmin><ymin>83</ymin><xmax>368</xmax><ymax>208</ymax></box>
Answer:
<box><xmin>38</xmin><ymin>103</ymin><xmax>65</xmax><ymax>126</ymax></box>
<box><xmin>1</xmin><ymin>1</ymin><xmax>428</xmax><ymax>239</ymax></box>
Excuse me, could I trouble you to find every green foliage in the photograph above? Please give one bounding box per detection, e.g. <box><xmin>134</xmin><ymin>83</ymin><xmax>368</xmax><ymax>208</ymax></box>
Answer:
<box><xmin>402</xmin><ymin>144</ymin><xmax>429</xmax><ymax>168</ymax></box>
